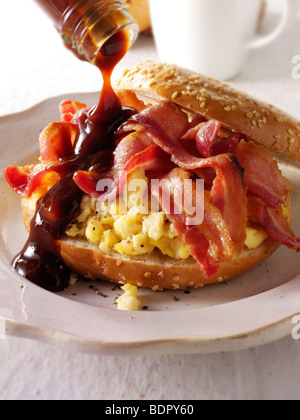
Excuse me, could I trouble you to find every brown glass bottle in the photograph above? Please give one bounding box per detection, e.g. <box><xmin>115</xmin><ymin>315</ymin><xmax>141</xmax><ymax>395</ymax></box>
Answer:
<box><xmin>34</xmin><ymin>0</ymin><xmax>138</xmax><ymax>63</ymax></box>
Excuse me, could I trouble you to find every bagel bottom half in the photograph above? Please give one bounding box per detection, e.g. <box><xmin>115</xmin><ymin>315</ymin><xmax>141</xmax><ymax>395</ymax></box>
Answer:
<box><xmin>21</xmin><ymin>196</ymin><xmax>286</xmax><ymax>291</ymax></box>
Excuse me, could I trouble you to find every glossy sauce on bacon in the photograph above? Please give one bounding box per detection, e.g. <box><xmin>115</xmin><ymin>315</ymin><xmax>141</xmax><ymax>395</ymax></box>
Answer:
<box><xmin>12</xmin><ymin>30</ymin><xmax>136</xmax><ymax>291</ymax></box>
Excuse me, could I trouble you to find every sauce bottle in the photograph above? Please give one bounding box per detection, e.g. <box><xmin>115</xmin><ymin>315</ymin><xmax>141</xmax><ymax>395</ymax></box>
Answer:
<box><xmin>34</xmin><ymin>0</ymin><xmax>139</xmax><ymax>63</ymax></box>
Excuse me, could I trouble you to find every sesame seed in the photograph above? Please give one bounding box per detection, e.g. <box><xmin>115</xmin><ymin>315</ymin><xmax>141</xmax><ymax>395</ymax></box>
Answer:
<box><xmin>137</xmin><ymin>282</ymin><xmax>142</xmax><ymax>287</ymax></box>
<box><xmin>218</xmin><ymin>277</ymin><xmax>224</xmax><ymax>283</ymax></box>
<box><xmin>189</xmin><ymin>281</ymin><xmax>195</xmax><ymax>287</ymax></box>
<box><xmin>172</xmin><ymin>91</ymin><xmax>179</xmax><ymax>100</ymax></box>
<box><xmin>172</xmin><ymin>284</ymin><xmax>180</xmax><ymax>290</ymax></box>
<box><xmin>224</xmin><ymin>106</ymin><xmax>231</xmax><ymax>112</ymax></box>
<box><xmin>289</xmin><ymin>137</ymin><xmax>295</xmax><ymax>144</ymax></box>
<box><xmin>288</xmin><ymin>129</ymin><xmax>294</xmax><ymax>136</ymax></box>
<box><xmin>144</xmin><ymin>272</ymin><xmax>152</xmax><ymax>278</ymax></box>
<box><xmin>152</xmin><ymin>285</ymin><xmax>159</xmax><ymax>292</ymax></box>
<box><xmin>158</xmin><ymin>271</ymin><xmax>165</xmax><ymax>278</ymax></box>
<box><xmin>276</xmin><ymin>115</ymin><xmax>287</xmax><ymax>122</ymax></box>
<box><xmin>173</xmin><ymin>275</ymin><xmax>180</xmax><ymax>282</ymax></box>
<box><xmin>116</xmin><ymin>260</ymin><xmax>122</xmax><ymax>267</ymax></box>
<box><xmin>246</xmin><ymin>112</ymin><xmax>253</xmax><ymax>118</ymax></box>
<box><xmin>200</xmin><ymin>102</ymin><xmax>206</xmax><ymax>108</ymax></box>
<box><xmin>273</xmin><ymin>133</ymin><xmax>281</xmax><ymax>139</ymax></box>
<box><xmin>251</xmin><ymin>120</ymin><xmax>257</xmax><ymax>127</ymax></box>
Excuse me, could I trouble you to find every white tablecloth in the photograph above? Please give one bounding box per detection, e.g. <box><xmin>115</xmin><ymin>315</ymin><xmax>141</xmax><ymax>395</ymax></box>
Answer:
<box><xmin>0</xmin><ymin>0</ymin><xmax>300</xmax><ymax>400</ymax></box>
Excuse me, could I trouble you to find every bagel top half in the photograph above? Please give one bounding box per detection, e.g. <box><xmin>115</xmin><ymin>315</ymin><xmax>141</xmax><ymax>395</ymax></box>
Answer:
<box><xmin>114</xmin><ymin>61</ymin><xmax>300</xmax><ymax>163</ymax></box>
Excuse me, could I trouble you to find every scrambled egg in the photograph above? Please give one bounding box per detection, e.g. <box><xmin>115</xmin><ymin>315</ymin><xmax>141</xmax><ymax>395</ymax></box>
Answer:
<box><xmin>245</xmin><ymin>227</ymin><xmax>268</xmax><ymax>250</ymax></box>
<box><xmin>66</xmin><ymin>169</ymin><xmax>191</xmax><ymax>260</ymax></box>
<box><xmin>116</xmin><ymin>284</ymin><xmax>141</xmax><ymax>311</ymax></box>
<box><xmin>26</xmin><ymin>168</ymin><xmax>272</xmax><ymax>262</ymax></box>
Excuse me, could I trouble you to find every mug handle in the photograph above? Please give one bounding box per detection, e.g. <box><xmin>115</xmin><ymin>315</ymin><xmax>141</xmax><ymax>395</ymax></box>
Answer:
<box><xmin>247</xmin><ymin>0</ymin><xmax>298</xmax><ymax>50</ymax></box>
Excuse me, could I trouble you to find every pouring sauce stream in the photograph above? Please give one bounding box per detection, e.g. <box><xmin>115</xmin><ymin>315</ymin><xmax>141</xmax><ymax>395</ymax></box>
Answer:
<box><xmin>12</xmin><ymin>30</ymin><xmax>136</xmax><ymax>291</ymax></box>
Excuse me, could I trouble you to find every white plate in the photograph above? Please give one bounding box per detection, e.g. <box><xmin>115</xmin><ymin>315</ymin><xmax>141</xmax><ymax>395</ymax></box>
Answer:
<box><xmin>0</xmin><ymin>89</ymin><xmax>300</xmax><ymax>356</ymax></box>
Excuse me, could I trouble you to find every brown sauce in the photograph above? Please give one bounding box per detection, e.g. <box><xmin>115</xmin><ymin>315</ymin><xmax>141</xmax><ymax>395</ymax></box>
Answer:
<box><xmin>12</xmin><ymin>29</ymin><xmax>137</xmax><ymax>291</ymax></box>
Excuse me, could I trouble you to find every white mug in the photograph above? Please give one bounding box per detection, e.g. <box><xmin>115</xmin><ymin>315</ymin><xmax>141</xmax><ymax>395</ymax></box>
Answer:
<box><xmin>149</xmin><ymin>0</ymin><xmax>298</xmax><ymax>80</ymax></box>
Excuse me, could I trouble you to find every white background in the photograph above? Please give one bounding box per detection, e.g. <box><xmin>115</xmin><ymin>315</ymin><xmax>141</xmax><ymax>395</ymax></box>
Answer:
<box><xmin>1</xmin><ymin>0</ymin><xmax>300</xmax><ymax>400</ymax></box>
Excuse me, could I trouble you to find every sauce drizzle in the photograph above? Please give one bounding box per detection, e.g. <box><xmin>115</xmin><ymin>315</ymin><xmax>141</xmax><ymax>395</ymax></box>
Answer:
<box><xmin>12</xmin><ymin>30</ymin><xmax>136</xmax><ymax>291</ymax></box>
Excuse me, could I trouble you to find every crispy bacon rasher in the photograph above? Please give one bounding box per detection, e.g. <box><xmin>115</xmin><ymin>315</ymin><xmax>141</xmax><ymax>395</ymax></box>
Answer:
<box><xmin>233</xmin><ymin>140</ymin><xmax>292</xmax><ymax>209</ymax></box>
<box><xmin>152</xmin><ymin>168</ymin><xmax>234</xmax><ymax>279</ymax></box>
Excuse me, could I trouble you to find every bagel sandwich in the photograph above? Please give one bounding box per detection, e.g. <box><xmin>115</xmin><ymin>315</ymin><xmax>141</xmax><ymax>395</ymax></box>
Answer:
<box><xmin>5</xmin><ymin>61</ymin><xmax>300</xmax><ymax>291</ymax></box>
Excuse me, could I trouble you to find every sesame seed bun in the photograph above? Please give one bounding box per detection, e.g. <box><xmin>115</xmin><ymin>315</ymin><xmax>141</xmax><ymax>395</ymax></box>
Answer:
<box><xmin>59</xmin><ymin>236</ymin><xmax>280</xmax><ymax>291</ymax></box>
<box><xmin>114</xmin><ymin>61</ymin><xmax>300</xmax><ymax>162</ymax></box>
<box><xmin>258</xmin><ymin>0</ymin><xmax>267</xmax><ymax>23</ymax></box>
<box><xmin>122</xmin><ymin>0</ymin><xmax>151</xmax><ymax>34</ymax></box>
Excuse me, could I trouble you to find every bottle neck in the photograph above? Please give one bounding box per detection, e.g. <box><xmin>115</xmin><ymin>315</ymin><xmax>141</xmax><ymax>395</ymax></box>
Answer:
<box><xmin>35</xmin><ymin>0</ymin><xmax>138</xmax><ymax>63</ymax></box>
